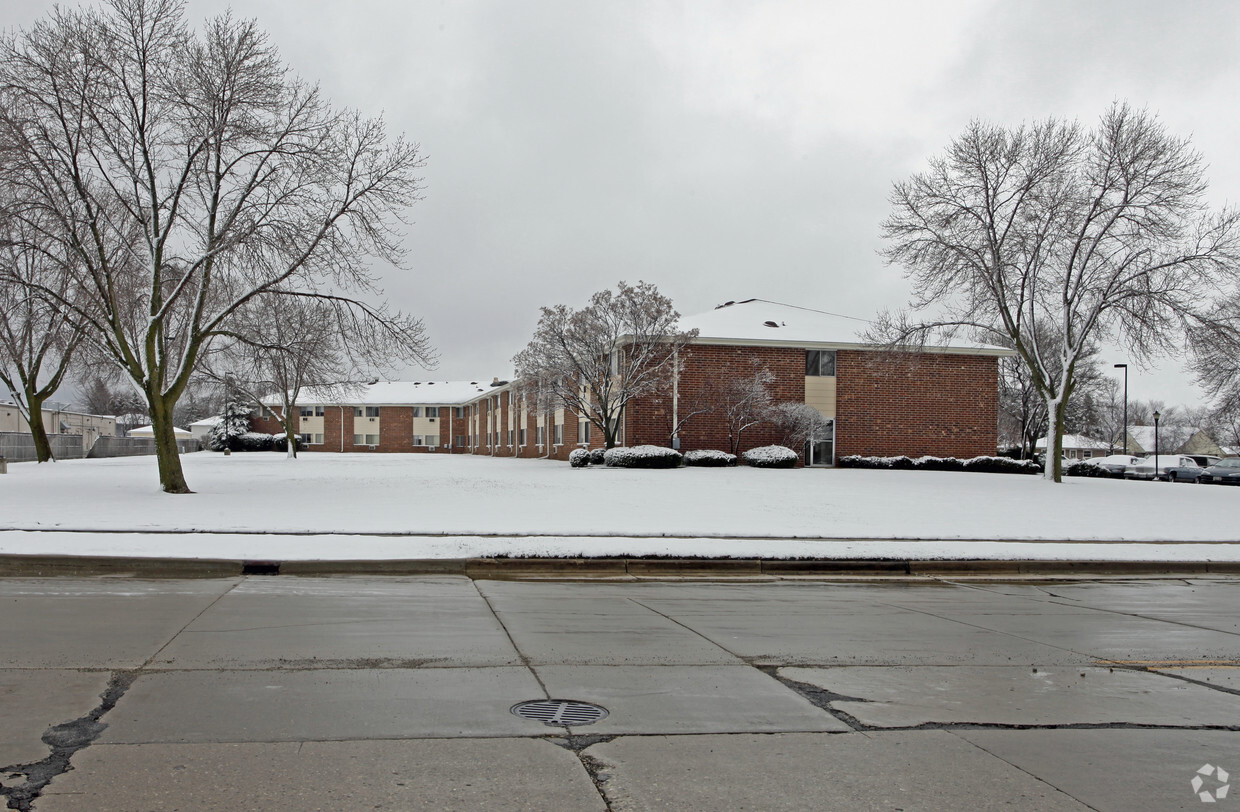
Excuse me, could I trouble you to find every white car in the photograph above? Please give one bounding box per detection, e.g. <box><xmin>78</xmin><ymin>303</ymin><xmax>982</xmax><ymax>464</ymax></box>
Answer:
<box><xmin>1126</xmin><ymin>455</ymin><xmax>1201</xmax><ymax>481</ymax></box>
<box><xmin>1087</xmin><ymin>454</ymin><xmax>1142</xmax><ymax>477</ymax></box>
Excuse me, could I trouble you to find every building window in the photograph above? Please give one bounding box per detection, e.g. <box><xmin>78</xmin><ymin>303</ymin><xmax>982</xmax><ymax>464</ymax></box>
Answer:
<box><xmin>299</xmin><ymin>407</ymin><xmax>313</xmax><ymax>418</ymax></box>
<box><xmin>554</xmin><ymin>424</ymin><xmax>564</xmax><ymax>446</ymax></box>
<box><xmin>508</xmin><ymin>429</ymin><xmax>514</xmax><ymax>446</ymax></box>
<box><xmin>412</xmin><ymin>435</ymin><xmax>424</xmax><ymax>446</ymax></box>
<box><xmin>455</xmin><ymin>435</ymin><xmax>465</xmax><ymax>447</ymax></box>
<box><xmin>365</xmin><ymin>407</ymin><xmax>380</xmax><ymax>418</ymax></box>
<box><xmin>412</xmin><ymin>406</ymin><xmax>423</xmax><ymax>418</ymax></box>
<box><xmin>313</xmin><ymin>433</ymin><xmax>323</xmax><ymax>444</ymax></box>
<box><xmin>578</xmin><ymin>422</ymin><xmax>590</xmax><ymax>444</ymax></box>
<box><xmin>365</xmin><ymin>434</ymin><xmax>379</xmax><ymax>445</ymax></box>
<box><xmin>806</xmin><ymin>349</ymin><xmax>836</xmax><ymax>377</ymax></box>
<box><xmin>426</xmin><ymin>406</ymin><xmax>439</xmax><ymax>418</ymax></box>
<box><xmin>314</xmin><ymin>406</ymin><xmax>325</xmax><ymax>417</ymax></box>
<box><xmin>353</xmin><ymin>434</ymin><xmax>364</xmax><ymax>445</ymax></box>
<box><xmin>354</xmin><ymin>407</ymin><xmax>364</xmax><ymax>418</ymax></box>
<box><xmin>519</xmin><ymin>428</ymin><xmax>526</xmax><ymax>446</ymax></box>
<box><xmin>536</xmin><ymin>426</ymin><xmax>545</xmax><ymax>446</ymax></box>
<box><xmin>299</xmin><ymin>433</ymin><xmax>312</xmax><ymax>445</ymax></box>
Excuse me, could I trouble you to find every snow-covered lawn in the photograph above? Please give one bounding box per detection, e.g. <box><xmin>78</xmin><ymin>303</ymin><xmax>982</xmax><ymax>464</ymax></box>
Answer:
<box><xmin>1</xmin><ymin>452</ymin><xmax>1237</xmax><ymax>562</ymax></box>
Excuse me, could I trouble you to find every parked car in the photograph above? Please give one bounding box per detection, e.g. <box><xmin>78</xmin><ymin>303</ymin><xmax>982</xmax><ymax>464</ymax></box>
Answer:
<box><xmin>1089</xmin><ymin>454</ymin><xmax>1142</xmax><ymax>477</ymax></box>
<box><xmin>1198</xmin><ymin>457</ymin><xmax>1240</xmax><ymax>485</ymax></box>
<box><xmin>1126</xmin><ymin>455</ymin><xmax>1202</xmax><ymax>481</ymax></box>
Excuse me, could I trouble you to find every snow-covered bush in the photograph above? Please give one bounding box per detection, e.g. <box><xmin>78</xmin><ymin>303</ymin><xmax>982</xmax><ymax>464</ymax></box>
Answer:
<box><xmin>742</xmin><ymin>445</ymin><xmax>798</xmax><ymax>468</ymax></box>
<box><xmin>838</xmin><ymin>454</ymin><xmax>1040</xmax><ymax>475</ymax></box>
<box><xmin>569</xmin><ymin>448</ymin><xmax>591</xmax><ymax>468</ymax></box>
<box><xmin>603</xmin><ymin>445</ymin><xmax>683</xmax><ymax>469</ymax></box>
<box><xmin>270</xmin><ymin>434</ymin><xmax>303</xmax><ymax>454</ymax></box>
<box><xmin>961</xmin><ymin>456</ymin><xmax>1040</xmax><ymax>475</ymax></box>
<box><xmin>588</xmin><ymin>448</ymin><xmax>607</xmax><ymax>465</ymax></box>
<box><xmin>1065</xmin><ymin>460</ymin><xmax>1111</xmax><ymax>478</ymax></box>
<box><xmin>235</xmin><ymin>432</ymin><xmax>275</xmax><ymax>452</ymax></box>
<box><xmin>914</xmin><ymin>456</ymin><xmax>966</xmax><ymax>472</ymax></box>
<box><xmin>684</xmin><ymin>449</ymin><xmax>737</xmax><ymax>467</ymax></box>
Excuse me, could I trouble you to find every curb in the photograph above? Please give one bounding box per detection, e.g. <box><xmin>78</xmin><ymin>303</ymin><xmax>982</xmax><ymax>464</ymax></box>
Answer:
<box><xmin>2</xmin><ymin>555</ymin><xmax>1240</xmax><ymax>579</ymax></box>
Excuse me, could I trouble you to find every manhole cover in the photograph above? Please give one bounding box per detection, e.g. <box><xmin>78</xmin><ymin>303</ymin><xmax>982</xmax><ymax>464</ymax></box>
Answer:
<box><xmin>511</xmin><ymin>699</ymin><xmax>609</xmax><ymax>726</ymax></box>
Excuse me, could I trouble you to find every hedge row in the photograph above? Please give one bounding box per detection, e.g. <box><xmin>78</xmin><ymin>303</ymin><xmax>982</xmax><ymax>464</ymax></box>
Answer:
<box><xmin>837</xmin><ymin>455</ymin><xmax>1041</xmax><ymax>475</ymax></box>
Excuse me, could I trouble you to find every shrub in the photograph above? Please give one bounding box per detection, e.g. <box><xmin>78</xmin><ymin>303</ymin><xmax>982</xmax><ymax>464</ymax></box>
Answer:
<box><xmin>235</xmin><ymin>432</ymin><xmax>275</xmax><ymax>452</ymax></box>
<box><xmin>684</xmin><ymin>449</ymin><xmax>737</xmax><ymax>467</ymax></box>
<box><xmin>569</xmin><ymin>448</ymin><xmax>591</xmax><ymax>468</ymax></box>
<box><xmin>742</xmin><ymin>445</ymin><xmax>798</xmax><ymax>468</ymax></box>
<box><xmin>961</xmin><ymin>456</ymin><xmax>1040</xmax><ymax>475</ymax></box>
<box><xmin>603</xmin><ymin>445</ymin><xmax>683</xmax><ymax>469</ymax></box>
<box><xmin>1066</xmin><ymin>460</ymin><xmax>1111</xmax><ymax>478</ymax></box>
<box><xmin>270</xmin><ymin>434</ymin><xmax>303</xmax><ymax>453</ymax></box>
<box><xmin>914</xmin><ymin>456</ymin><xmax>966</xmax><ymax>472</ymax></box>
<box><xmin>839</xmin><ymin>454</ymin><xmax>1040</xmax><ymax>475</ymax></box>
<box><xmin>588</xmin><ymin>448</ymin><xmax>607</xmax><ymax>465</ymax></box>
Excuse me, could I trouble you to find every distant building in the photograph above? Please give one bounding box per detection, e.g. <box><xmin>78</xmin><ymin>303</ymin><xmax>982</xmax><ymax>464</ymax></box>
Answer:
<box><xmin>1035</xmin><ymin>434</ymin><xmax>1110</xmax><ymax>460</ymax></box>
<box><xmin>0</xmin><ymin>403</ymin><xmax>117</xmax><ymax>447</ymax></box>
<box><xmin>1123</xmin><ymin>426</ymin><xmax>1225</xmax><ymax>457</ymax></box>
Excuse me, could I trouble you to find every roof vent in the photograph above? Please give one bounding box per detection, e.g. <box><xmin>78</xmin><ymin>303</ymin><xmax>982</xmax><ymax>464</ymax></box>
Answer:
<box><xmin>427</xmin><ymin>381</ymin><xmax>434</xmax><ymax>385</ymax></box>
<box><xmin>763</xmin><ymin>320</ymin><xmax>779</xmax><ymax>328</ymax></box>
<box><xmin>715</xmin><ymin>300</ymin><xmax>736</xmax><ymax>309</ymax></box>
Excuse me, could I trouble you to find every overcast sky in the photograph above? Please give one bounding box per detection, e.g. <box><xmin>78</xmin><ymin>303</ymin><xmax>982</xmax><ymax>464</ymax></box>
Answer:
<box><xmin>6</xmin><ymin>0</ymin><xmax>1239</xmax><ymax>409</ymax></box>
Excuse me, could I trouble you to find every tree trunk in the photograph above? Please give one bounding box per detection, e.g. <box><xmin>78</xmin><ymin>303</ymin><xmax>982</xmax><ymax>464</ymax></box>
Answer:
<box><xmin>1043</xmin><ymin>396</ymin><xmax>1069</xmax><ymax>483</ymax></box>
<box><xmin>286</xmin><ymin>426</ymin><xmax>298</xmax><ymax>459</ymax></box>
<box><xmin>24</xmin><ymin>392</ymin><xmax>55</xmax><ymax>463</ymax></box>
<box><xmin>150</xmin><ymin>394</ymin><xmax>192</xmax><ymax>494</ymax></box>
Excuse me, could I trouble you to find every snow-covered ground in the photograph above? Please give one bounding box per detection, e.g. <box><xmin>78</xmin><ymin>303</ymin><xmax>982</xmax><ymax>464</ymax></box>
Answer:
<box><xmin>1</xmin><ymin>452</ymin><xmax>1237</xmax><ymax>561</ymax></box>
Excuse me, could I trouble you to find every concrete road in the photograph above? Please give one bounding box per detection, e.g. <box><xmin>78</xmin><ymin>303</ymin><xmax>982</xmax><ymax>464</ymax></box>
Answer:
<box><xmin>1</xmin><ymin>575</ymin><xmax>1238</xmax><ymax>811</ymax></box>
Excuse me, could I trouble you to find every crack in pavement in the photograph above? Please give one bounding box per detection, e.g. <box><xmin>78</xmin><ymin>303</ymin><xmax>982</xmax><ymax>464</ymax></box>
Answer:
<box><xmin>0</xmin><ymin>671</ymin><xmax>135</xmax><ymax>812</ymax></box>
<box><xmin>548</xmin><ymin>735</ymin><xmax>619</xmax><ymax>812</ymax></box>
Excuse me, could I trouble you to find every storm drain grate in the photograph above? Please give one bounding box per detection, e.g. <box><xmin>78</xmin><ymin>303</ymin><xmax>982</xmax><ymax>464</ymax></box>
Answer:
<box><xmin>511</xmin><ymin>699</ymin><xmax>609</xmax><ymax>726</ymax></box>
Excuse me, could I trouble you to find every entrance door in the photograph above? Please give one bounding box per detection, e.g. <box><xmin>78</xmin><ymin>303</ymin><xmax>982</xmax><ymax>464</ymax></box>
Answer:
<box><xmin>804</xmin><ymin>420</ymin><xmax>834</xmax><ymax>466</ymax></box>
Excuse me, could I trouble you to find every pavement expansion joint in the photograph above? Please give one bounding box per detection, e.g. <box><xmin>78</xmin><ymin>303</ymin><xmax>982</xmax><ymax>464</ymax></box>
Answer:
<box><xmin>0</xmin><ymin>670</ymin><xmax>135</xmax><ymax>812</ymax></box>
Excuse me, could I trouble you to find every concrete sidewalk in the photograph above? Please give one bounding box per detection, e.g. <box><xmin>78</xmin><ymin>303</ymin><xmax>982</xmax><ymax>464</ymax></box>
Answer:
<box><xmin>2</xmin><ymin>575</ymin><xmax>1238</xmax><ymax>810</ymax></box>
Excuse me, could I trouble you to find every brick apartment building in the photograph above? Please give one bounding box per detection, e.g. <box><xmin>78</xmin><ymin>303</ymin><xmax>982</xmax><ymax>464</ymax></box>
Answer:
<box><xmin>252</xmin><ymin>300</ymin><xmax>1010</xmax><ymax>465</ymax></box>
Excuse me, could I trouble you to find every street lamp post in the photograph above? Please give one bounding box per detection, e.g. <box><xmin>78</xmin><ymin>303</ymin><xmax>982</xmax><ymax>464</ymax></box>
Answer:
<box><xmin>1153</xmin><ymin>410</ymin><xmax>1161</xmax><ymax>481</ymax></box>
<box><xmin>1113</xmin><ymin>363</ymin><xmax>1128</xmax><ymax>454</ymax></box>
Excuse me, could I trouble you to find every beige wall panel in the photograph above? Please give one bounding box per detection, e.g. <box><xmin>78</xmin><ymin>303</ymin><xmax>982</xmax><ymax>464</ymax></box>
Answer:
<box><xmin>804</xmin><ymin>376</ymin><xmax>837</xmax><ymax>419</ymax></box>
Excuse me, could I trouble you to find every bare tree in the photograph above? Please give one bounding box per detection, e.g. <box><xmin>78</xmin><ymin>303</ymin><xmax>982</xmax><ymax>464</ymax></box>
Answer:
<box><xmin>770</xmin><ymin>402</ymin><xmax>832</xmax><ymax>458</ymax></box>
<box><xmin>877</xmin><ymin>102</ymin><xmax>1240</xmax><ymax>481</ymax></box>
<box><xmin>0</xmin><ymin>0</ymin><xmax>426</xmax><ymax>492</ymax></box>
<box><xmin>1189</xmin><ymin>292</ymin><xmax>1240</xmax><ymax>416</ymax></box>
<box><xmin>0</xmin><ymin>208</ymin><xmax>83</xmax><ymax>461</ymax></box>
<box><xmin>707</xmin><ymin>360</ymin><xmax>775</xmax><ymax>455</ymax></box>
<box><xmin>512</xmin><ymin>281</ymin><xmax>696</xmax><ymax>449</ymax></box>
<box><xmin>212</xmin><ymin>295</ymin><xmax>433</xmax><ymax>458</ymax></box>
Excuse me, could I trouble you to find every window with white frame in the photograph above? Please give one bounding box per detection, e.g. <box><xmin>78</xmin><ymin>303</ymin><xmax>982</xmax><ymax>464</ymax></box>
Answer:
<box><xmin>554</xmin><ymin>424</ymin><xmax>564</xmax><ymax>445</ymax></box>
<box><xmin>365</xmin><ymin>407</ymin><xmax>380</xmax><ymax>418</ymax></box>
<box><xmin>353</xmin><ymin>434</ymin><xmax>364</xmax><ymax>445</ymax></box>
<box><xmin>578</xmin><ymin>422</ymin><xmax>590</xmax><ymax>444</ymax></box>
<box><xmin>313</xmin><ymin>433</ymin><xmax>323</xmax><ymax>444</ymax></box>
<box><xmin>365</xmin><ymin>434</ymin><xmax>379</xmax><ymax>445</ymax></box>
<box><xmin>299</xmin><ymin>433</ymin><xmax>312</xmax><ymax>445</ymax></box>
<box><xmin>520</xmin><ymin>428</ymin><xmax>527</xmax><ymax>446</ymax></box>
<box><xmin>426</xmin><ymin>406</ymin><xmax>439</xmax><ymax>418</ymax></box>
<box><xmin>412</xmin><ymin>406</ymin><xmax>423</xmax><ymax>417</ymax></box>
<box><xmin>453</xmin><ymin>406</ymin><xmax>465</xmax><ymax>418</ymax></box>
<box><xmin>299</xmin><ymin>407</ymin><xmax>313</xmax><ymax>418</ymax></box>
<box><xmin>354</xmin><ymin>407</ymin><xmax>364</xmax><ymax>418</ymax></box>
<box><xmin>314</xmin><ymin>406</ymin><xmax>325</xmax><ymax>417</ymax></box>
<box><xmin>536</xmin><ymin>426</ymin><xmax>545</xmax><ymax>446</ymax></box>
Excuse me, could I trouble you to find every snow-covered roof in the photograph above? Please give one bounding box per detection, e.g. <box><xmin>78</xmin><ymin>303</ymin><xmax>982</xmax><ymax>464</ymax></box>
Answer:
<box><xmin>675</xmin><ymin>299</ymin><xmax>1011</xmax><ymax>355</ymax></box>
<box><xmin>1035</xmin><ymin>434</ymin><xmax>1110</xmax><ymax>450</ymax></box>
<box><xmin>129</xmin><ymin>425</ymin><xmax>192</xmax><ymax>436</ymax></box>
<box><xmin>281</xmin><ymin>380</ymin><xmax>505</xmax><ymax>407</ymax></box>
<box><xmin>188</xmin><ymin>416</ymin><xmax>222</xmax><ymax>427</ymax></box>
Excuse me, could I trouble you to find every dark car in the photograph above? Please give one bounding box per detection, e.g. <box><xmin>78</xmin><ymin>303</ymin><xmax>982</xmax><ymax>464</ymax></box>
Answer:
<box><xmin>1164</xmin><ymin>463</ymin><xmax>1206</xmax><ymax>483</ymax></box>
<box><xmin>1198</xmin><ymin>457</ymin><xmax>1240</xmax><ymax>485</ymax></box>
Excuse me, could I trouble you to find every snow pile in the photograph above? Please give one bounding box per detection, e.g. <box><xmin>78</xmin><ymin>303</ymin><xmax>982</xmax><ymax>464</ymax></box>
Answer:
<box><xmin>742</xmin><ymin>445</ymin><xmax>798</xmax><ymax>468</ymax></box>
<box><xmin>684</xmin><ymin>449</ymin><xmax>737</xmax><ymax>467</ymax></box>
<box><xmin>603</xmin><ymin>445</ymin><xmax>683</xmax><ymax>469</ymax></box>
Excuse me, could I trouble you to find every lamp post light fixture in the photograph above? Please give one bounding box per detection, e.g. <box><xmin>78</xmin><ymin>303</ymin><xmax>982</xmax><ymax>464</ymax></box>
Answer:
<box><xmin>1113</xmin><ymin>363</ymin><xmax>1128</xmax><ymax>454</ymax></box>
<box><xmin>1153</xmin><ymin>410</ymin><xmax>1161</xmax><ymax>481</ymax></box>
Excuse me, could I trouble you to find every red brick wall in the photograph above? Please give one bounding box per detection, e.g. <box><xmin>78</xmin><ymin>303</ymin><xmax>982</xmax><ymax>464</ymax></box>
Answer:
<box><xmin>835</xmin><ymin>350</ymin><xmax>998</xmax><ymax>458</ymax></box>
<box><xmin>626</xmin><ymin>345</ymin><xmax>804</xmax><ymax>453</ymax></box>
